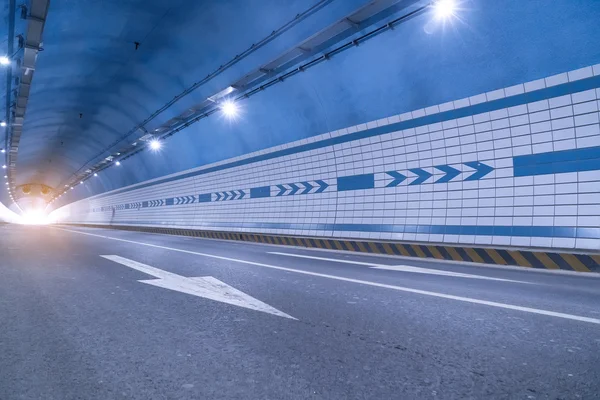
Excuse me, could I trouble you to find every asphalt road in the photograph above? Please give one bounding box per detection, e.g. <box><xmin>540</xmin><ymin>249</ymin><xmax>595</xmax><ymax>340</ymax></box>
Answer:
<box><xmin>1</xmin><ymin>224</ymin><xmax>599</xmax><ymax>400</ymax></box>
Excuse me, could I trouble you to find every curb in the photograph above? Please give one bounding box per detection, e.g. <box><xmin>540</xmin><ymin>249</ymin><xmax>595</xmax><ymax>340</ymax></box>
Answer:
<box><xmin>59</xmin><ymin>224</ymin><xmax>600</xmax><ymax>273</ymax></box>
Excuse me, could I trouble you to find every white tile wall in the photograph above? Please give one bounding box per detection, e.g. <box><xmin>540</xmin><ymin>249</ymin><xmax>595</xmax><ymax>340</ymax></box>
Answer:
<box><xmin>52</xmin><ymin>64</ymin><xmax>600</xmax><ymax>251</ymax></box>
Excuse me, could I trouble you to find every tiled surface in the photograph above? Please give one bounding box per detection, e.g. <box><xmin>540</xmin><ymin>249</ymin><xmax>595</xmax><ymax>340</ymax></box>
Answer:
<box><xmin>51</xmin><ymin>64</ymin><xmax>600</xmax><ymax>251</ymax></box>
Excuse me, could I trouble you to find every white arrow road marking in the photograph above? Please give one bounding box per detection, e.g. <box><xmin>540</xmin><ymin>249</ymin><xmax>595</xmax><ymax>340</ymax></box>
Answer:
<box><xmin>267</xmin><ymin>252</ymin><xmax>529</xmax><ymax>284</ymax></box>
<box><xmin>57</xmin><ymin>229</ymin><xmax>600</xmax><ymax>325</ymax></box>
<box><xmin>101</xmin><ymin>255</ymin><xmax>296</xmax><ymax>320</ymax></box>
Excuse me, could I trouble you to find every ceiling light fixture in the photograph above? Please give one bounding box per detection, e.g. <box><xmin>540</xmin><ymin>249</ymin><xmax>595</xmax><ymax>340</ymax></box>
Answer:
<box><xmin>0</xmin><ymin>121</ymin><xmax>6</xmax><ymax>127</ymax></box>
<box><xmin>115</xmin><ymin>161</ymin><xmax>121</xmax><ymax>166</ymax></box>
<box><xmin>433</xmin><ymin>0</ymin><xmax>457</xmax><ymax>20</ymax></box>
<box><xmin>221</xmin><ymin>100</ymin><xmax>239</xmax><ymax>118</ymax></box>
<box><xmin>94</xmin><ymin>173</ymin><xmax>98</xmax><ymax>177</ymax></box>
<box><xmin>149</xmin><ymin>139</ymin><xmax>162</xmax><ymax>151</ymax></box>
<box><xmin>0</xmin><ymin>56</ymin><xmax>10</xmax><ymax>66</ymax></box>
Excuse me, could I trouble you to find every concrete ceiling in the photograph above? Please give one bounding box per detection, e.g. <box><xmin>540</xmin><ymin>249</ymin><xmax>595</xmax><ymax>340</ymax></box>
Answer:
<box><xmin>9</xmin><ymin>0</ymin><xmax>368</xmax><ymax>190</ymax></box>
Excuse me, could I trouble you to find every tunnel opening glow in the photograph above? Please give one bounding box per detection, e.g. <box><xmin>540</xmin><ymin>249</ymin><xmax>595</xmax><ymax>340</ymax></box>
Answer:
<box><xmin>21</xmin><ymin>209</ymin><xmax>50</xmax><ymax>225</ymax></box>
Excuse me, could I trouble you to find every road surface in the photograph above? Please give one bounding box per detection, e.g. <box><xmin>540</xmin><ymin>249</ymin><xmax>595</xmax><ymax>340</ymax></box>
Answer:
<box><xmin>0</xmin><ymin>224</ymin><xmax>599</xmax><ymax>399</ymax></box>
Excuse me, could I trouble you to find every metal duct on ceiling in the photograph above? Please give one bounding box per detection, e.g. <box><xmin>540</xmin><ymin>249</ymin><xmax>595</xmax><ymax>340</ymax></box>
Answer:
<box><xmin>6</xmin><ymin>0</ymin><xmax>51</xmax><ymax>202</ymax></box>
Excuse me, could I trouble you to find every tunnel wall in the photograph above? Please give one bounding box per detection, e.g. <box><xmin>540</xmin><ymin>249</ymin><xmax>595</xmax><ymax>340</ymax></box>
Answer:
<box><xmin>51</xmin><ymin>63</ymin><xmax>600</xmax><ymax>251</ymax></box>
<box><xmin>52</xmin><ymin>0</ymin><xmax>600</xmax><ymax>205</ymax></box>
<box><xmin>0</xmin><ymin>202</ymin><xmax>23</xmax><ymax>224</ymax></box>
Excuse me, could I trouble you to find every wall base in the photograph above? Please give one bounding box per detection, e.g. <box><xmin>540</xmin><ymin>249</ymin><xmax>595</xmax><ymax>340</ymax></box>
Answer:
<box><xmin>59</xmin><ymin>224</ymin><xmax>600</xmax><ymax>273</ymax></box>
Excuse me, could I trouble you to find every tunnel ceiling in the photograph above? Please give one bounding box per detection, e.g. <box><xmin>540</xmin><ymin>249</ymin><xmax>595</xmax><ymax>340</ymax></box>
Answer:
<box><xmin>8</xmin><ymin>0</ymin><xmax>374</xmax><ymax>191</ymax></box>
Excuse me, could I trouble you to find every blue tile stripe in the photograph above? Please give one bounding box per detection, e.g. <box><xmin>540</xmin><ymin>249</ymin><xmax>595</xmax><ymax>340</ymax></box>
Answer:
<box><xmin>92</xmin><ymin>74</ymin><xmax>600</xmax><ymax>200</ymax></box>
<box><xmin>337</xmin><ymin>174</ymin><xmax>375</xmax><ymax>191</ymax></box>
<box><xmin>198</xmin><ymin>193</ymin><xmax>211</xmax><ymax>203</ymax></box>
<box><xmin>76</xmin><ymin>220</ymin><xmax>600</xmax><ymax>240</ymax></box>
<box><xmin>250</xmin><ymin>186</ymin><xmax>271</xmax><ymax>199</ymax></box>
<box><xmin>513</xmin><ymin>145</ymin><xmax>600</xmax><ymax>177</ymax></box>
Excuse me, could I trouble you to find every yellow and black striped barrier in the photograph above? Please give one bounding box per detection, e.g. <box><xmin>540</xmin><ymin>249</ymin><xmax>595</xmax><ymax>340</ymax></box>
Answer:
<box><xmin>63</xmin><ymin>224</ymin><xmax>600</xmax><ymax>273</ymax></box>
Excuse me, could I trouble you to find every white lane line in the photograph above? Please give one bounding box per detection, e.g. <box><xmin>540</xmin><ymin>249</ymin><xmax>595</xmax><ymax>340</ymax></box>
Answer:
<box><xmin>267</xmin><ymin>252</ymin><xmax>529</xmax><ymax>283</ymax></box>
<box><xmin>101</xmin><ymin>255</ymin><xmax>295</xmax><ymax>319</ymax></box>
<box><xmin>58</xmin><ymin>227</ymin><xmax>600</xmax><ymax>325</ymax></box>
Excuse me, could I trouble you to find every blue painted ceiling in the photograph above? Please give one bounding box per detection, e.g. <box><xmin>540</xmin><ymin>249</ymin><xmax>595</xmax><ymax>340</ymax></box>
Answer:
<box><xmin>1</xmin><ymin>0</ymin><xmax>599</xmax><ymax>209</ymax></box>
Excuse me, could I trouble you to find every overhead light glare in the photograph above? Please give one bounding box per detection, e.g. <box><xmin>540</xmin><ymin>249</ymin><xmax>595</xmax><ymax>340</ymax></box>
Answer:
<box><xmin>94</xmin><ymin>173</ymin><xmax>98</xmax><ymax>177</ymax></box>
<box><xmin>2</xmin><ymin>165</ymin><xmax>5</xmax><ymax>169</ymax></box>
<box><xmin>0</xmin><ymin>121</ymin><xmax>6</xmax><ymax>127</ymax></box>
<box><xmin>1</xmin><ymin>149</ymin><xmax>5</xmax><ymax>153</ymax></box>
<box><xmin>433</xmin><ymin>0</ymin><xmax>456</xmax><ymax>20</ymax></box>
<box><xmin>149</xmin><ymin>139</ymin><xmax>162</xmax><ymax>151</ymax></box>
<box><xmin>0</xmin><ymin>56</ymin><xmax>10</xmax><ymax>66</ymax></box>
<box><xmin>115</xmin><ymin>161</ymin><xmax>121</xmax><ymax>166</ymax></box>
<box><xmin>221</xmin><ymin>100</ymin><xmax>239</xmax><ymax>118</ymax></box>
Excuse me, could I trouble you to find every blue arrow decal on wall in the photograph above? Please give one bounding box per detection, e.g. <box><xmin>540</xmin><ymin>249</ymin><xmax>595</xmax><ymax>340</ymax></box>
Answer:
<box><xmin>434</xmin><ymin>165</ymin><xmax>461</xmax><ymax>183</ymax></box>
<box><xmin>288</xmin><ymin>183</ymin><xmax>300</xmax><ymax>196</ymax></box>
<box><xmin>314</xmin><ymin>180</ymin><xmax>329</xmax><ymax>193</ymax></box>
<box><xmin>409</xmin><ymin>168</ymin><xmax>432</xmax><ymax>185</ymax></box>
<box><xmin>464</xmin><ymin>161</ymin><xmax>494</xmax><ymax>181</ymax></box>
<box><xmin>386</xmin><ymin>171</ymin><xmax>407</xmax><ymax>187</ymax></box>
<box><xmin>300</xmin><ymin>182</ymin><xmax>314</xmax><ymax>194</ymax></box>
<box><xmin>276</xmin><ymin>185</ymin><xmax>287</xmax><ymax>196</ymax></box>
<box><xmin>238</xmin><ymin>190</ymin><xmax>246</xmax><ymax>199</ymax></box>
<box><xmin>215</xmin><ymin>192</ymin><xmax>222</xmax><ymax>201</ymax></box>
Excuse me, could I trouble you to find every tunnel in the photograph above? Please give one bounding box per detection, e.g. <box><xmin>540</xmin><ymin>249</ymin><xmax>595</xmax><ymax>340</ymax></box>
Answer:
<box><xmin>1</xmin><ymin>0</ymin><xmax>599</xmax><ymax>398</ymax></box>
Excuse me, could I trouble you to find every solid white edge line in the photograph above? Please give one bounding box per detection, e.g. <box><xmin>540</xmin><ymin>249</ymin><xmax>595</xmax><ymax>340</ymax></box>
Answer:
<box><xmin>269</xmin><ymin>251</ymin><xmax>384</xmax><ymax>267</ymax></box>
<box><xmin>56</xmin><ymin>227</ymin><xmax>600</xmax><ymax>325</ymax></box>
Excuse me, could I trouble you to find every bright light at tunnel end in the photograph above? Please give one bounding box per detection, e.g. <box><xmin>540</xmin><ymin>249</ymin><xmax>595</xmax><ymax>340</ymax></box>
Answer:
<box><xmin>21</xmin><ymin>209</ymin><xmax>50</xmax><ymax>225</ymax></box>
<box><xmin>433</xmin><ymin>0</ymin><xmax>457</xmax><ymax>20</ymax></box>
